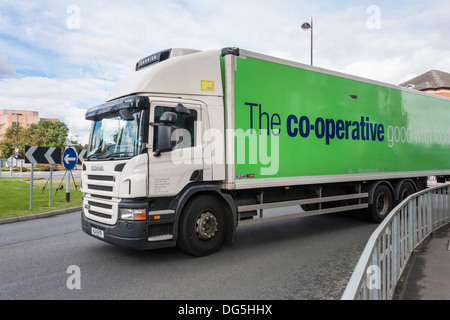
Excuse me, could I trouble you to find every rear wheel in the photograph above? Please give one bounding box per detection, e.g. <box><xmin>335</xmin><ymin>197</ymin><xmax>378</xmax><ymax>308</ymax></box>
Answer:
<box><xmin>367</xmin><ymin>184</ymin><xmax>394</xmax><ymax>223</ymax></box>
<box><xmin>178</xmin><ymin>195</ymin><xmax>227</xmax><ymax>256</ymax></box>
<box><xmin>398</xmin><ymin>181</ymin><xmax>416</xmax><ymax>202</ymax></box>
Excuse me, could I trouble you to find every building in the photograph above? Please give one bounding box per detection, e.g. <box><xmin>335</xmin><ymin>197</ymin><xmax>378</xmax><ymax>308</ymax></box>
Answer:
<box><xmin>0</xmin><ymin>109</ymin><xmax>39</xmax><ymax>139</ymax></box>
<box><xmin>400</xmin><ymin>69</ymin><xmax>450</xmax><ymax>98</ymax></box>
<box><xmin>0</xmin><ymin>109</ymin><xmax>60</xmax><ymax>140</ymax></box>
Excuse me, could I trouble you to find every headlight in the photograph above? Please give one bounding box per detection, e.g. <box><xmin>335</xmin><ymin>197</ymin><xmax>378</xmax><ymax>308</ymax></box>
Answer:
<box><xmin>119</xmin><ymin>208</ymin><xmax>147</xmax><ymax>221</ymax></box>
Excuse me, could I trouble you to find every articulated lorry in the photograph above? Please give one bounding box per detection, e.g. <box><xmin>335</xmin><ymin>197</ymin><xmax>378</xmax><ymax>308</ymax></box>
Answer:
<box><xmin>81</xmin><ymin>47</ymin><xmax>450</xmax><ymax>256</ymax></box>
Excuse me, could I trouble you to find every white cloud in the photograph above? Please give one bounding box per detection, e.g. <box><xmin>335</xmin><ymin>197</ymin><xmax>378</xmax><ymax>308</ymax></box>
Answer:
<box><xmin>305</xmin><ymin>2</ymin><xmax>450</xmax><ymax>84</ymax></box>
<box><xmin>0</xmin><ymin>76</ymin><xmax>107</xmax><ymax>144</ymax></box>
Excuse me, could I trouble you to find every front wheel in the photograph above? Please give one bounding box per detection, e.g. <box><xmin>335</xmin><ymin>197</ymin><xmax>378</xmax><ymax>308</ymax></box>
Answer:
<box><xmin>178</xmin><ymin>195</ymin><xmax>227</xmax><ymax>256</ymax></box>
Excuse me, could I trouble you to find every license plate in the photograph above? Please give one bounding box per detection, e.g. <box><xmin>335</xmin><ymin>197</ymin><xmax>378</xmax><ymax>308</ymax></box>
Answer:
<box><xmin>91</xmin><ymin>227</ymin><xmax>104</xmax><ymax>239</ymax></box>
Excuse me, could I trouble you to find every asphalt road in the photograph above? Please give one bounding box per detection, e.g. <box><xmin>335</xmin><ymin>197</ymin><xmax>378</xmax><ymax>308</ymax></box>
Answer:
<box><xmin>0</xmin><ymin>208</ymin><xmax>378</xmax><ymax>300</ymax></box>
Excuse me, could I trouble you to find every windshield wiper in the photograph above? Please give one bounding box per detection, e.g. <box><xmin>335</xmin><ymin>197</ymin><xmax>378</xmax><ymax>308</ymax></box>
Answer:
<box><xmin>102</xmin><ymin>151</ymin><xmax>134</xmax><ymax>160</ymax></box>
<box><xmin>86</xmin><ymin>152</ymin><xmax>103</xmax><ymax>160</ymax></box>
<box><xmin>86</xmin><ymin>151</ymin><xmax>134</xmax><ymax>161</ymax></box>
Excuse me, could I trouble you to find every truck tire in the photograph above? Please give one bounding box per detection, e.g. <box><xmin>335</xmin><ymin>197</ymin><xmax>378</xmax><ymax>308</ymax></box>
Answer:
<box><xmin>367</xmin><ymin>184</ymin><xmax>394</xmax><ymax>223</ymax></box>
<box><xmin>178</xmin><ymin>195</ymin><xmax>227</xmax><ymax>256</ymax></box>
<box><xmin>398</xmin><ymin>181</ymin><xmax>416</xmax><ymax>202</ymax></box>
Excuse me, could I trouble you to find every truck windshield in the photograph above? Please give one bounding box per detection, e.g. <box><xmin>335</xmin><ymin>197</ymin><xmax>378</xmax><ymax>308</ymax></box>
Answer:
<box><xmin>87</xmin><ymin>109</ymin><xmax>145</xmax><ymax>160</ymax></box>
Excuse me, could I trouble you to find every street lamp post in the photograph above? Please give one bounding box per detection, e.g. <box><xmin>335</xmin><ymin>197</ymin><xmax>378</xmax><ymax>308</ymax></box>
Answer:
<box><xmin>10</xmin><ymin>113</ymin><xmax>22</xmax><ymax>176</ymax></box>
<box><xmin>301</xmin><ymin>18</ymin><xmax>313</xmax><ymax>66</ymax></box>
<box><xmin>12</xmin><ymin>113</ymin><xmax>22</xmax><ymax>159</ymax></box>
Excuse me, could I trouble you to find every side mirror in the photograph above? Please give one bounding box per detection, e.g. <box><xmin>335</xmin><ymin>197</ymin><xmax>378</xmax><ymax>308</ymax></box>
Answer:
<box><xmin>154</xmin><ymin>112</ymin><xmax>177</xmax><ymax>156</ymax></box>
<box><xmin>157</xmin><ymin>125</ymin><xmax>176</xmax><ymax>153</ymax></box>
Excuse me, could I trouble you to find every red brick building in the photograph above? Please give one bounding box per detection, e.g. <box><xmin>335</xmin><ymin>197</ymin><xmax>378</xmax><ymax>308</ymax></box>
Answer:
<box><xmin>0</xmin><ymin>109</ymin><xmax>39</xmax><ymax>140</ymax></box>
<box><xmin>0</xmin><ymin>109</ymin><xmax>60</xmax><ymax>141</ymax></box>
<box><xmin>400</xmin><ymin>70</ymin><xmax>450</xmax><ymax>98</ymax></box>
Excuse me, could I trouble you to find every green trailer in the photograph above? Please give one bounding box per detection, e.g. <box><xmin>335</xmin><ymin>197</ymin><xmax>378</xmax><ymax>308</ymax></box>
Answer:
<box><xmin>228</xmin><ymin>49</ymin><xmax>450</xmax><ymax>184</ymax></box>
<box><xmin>82</xmin><ymin>48</ymin><xmax>450</xmax><ymax>255</ymax></box>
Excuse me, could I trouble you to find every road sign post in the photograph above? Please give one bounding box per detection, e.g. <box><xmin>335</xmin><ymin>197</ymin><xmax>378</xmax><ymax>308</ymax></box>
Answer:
<box><xmin>66</xmin><ymin>168</ymin><xmax>70</xmax><ymax>203</ymax></box>
<box><xmin>30</xmin><ymin>163</ymin><xmax>34</xmax><ymax>211</ymax></box>
<box><xmin>49</xmin><ymin>164</ymin><xmax>53</xmax><ymax>207</ymax></box>
<box><xmin>25</xmin><ymin>146</ymin><xmax>62</xmax><ymax>210</ymax></box>
<box><xmin>63</xmin><ymin>147</ymin><xmax>78</xmax><ymax>203</ymax></box>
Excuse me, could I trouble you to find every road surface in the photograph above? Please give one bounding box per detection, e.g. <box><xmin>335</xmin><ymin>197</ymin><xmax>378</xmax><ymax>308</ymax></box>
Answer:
<box><xmin>0</xmin><ymin>208</ymin><xmax>378</xmax><ymax>300</ymax></box>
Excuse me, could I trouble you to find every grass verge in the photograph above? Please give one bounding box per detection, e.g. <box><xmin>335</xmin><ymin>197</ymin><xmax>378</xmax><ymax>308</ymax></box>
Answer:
<box><xmin>0</xmin><ymin>177</ymin><xmax>82</xmax><ymax>219</ymax></box>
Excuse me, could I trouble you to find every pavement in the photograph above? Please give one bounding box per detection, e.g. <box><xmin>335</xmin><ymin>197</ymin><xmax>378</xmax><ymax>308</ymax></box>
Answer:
<box><xmin>396</xmin><ymin>223</ymin><xmax>450</xmax><ymax>300</ymax></box>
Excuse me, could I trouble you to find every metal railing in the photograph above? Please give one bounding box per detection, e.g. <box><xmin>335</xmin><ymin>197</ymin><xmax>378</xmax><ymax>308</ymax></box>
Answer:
<box><xmin>341</xmin><ymin>183</ymin><xmax>450</xmax><ymax>300</ymax></box>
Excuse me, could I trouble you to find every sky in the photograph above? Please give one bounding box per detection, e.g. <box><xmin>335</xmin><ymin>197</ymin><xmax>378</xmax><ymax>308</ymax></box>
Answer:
<box><xmin>0</xmin><ymin>0</ymin><xmax>449</xmax><ymax>144</ymax></box>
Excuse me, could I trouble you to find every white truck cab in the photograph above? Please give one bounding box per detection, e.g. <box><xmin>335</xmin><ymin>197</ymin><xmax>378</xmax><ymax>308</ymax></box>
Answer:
<box><xmin>82</xmin><ymin>49</ymin><xmax>234</xmax><ymax>255</ymax></box>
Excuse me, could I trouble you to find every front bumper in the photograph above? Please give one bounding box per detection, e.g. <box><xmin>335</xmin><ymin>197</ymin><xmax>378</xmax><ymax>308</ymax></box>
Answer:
<box><xmin>81</xmin><ymin>213</ymin><xmax>176</xmax><ymax>250</ymax></box>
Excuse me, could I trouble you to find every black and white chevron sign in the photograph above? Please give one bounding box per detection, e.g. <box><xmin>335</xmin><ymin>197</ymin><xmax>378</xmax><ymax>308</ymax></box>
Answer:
<box><xmin>77</xmin><ymin>149</ymin><xmax>87</xmax><ymax>164</ymax></box>
<box><xmin>25</xmin><ymin>146</ymin><xmax>62</xmax><ymax>165</ymax></box>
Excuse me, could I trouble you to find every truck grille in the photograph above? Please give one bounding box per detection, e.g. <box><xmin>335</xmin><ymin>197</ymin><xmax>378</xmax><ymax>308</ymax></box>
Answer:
<box><xmin>87</xmin><ymin>184</ymin><xmax>114</xmax><ymax>192</ymax></box>
<box><xmin>84</xmin><ymin>174</ymin><xmax>116</xmax><ymax>196</ymax></box>
<box><xmin>88</xmin><ymin>175</ymin><xmax>114</xmax><ymax>181</ymax></box>
<box><xmin>83</xmin><ymin>173</ymin><xmax>118</xmax><ymax>225</ymax></box>
<box><xmin>83</xmin><ymin>196</ymin><xmax>118</xmax><ymax>225</ymax></box>
<box><xmin>88</xmin><ymin>209</ymin><xmax>112</xmax><ymax>220</ymax></box>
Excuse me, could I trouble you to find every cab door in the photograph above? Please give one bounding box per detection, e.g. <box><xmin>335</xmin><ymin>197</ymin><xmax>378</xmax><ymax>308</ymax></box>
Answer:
<box><xmin>147</xmin><ymin>100</ymin><xmax>205</xmax><ymax>197</ymax></box>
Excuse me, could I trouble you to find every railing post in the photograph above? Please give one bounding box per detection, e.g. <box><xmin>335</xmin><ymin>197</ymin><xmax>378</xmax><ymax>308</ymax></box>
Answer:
<box><xmin>447</xmin><ymin>186</ymin><xmax>450</xmax><ymax>223</ymax></box>
<box><xmin>418</xmin><ymin>195</ymin><xmax>424</xmax><ymax>240</ymax></box>
<box><xmin>381</xmin><ymin>231</ymin><xmax>387</xmax><ymax>299</ymax></box>
<box><xmin>412</xmin><ymin>197</ymin><xmax>417</xmax><ymax>248</ymax></box>
<box><xmin>391</xmin><ymin>215</ymin><xmax>398</xmax><ymax>297</ymax></box>
<box><xmin>427</xmin><ymin>192</ymin><xmax>433</xmax><ymax>236</ymax></box>
<box><xmin>408</xmin><ymin>200</ymin><xmax>414</xmax><ymax>253</ymax></box>
<box><xmin>370</xmin><ymin>250</ymin><xmax>380</xmax><ymax>300</ymax></box>
<box><xmin>439</xmin><ymin>188</ymin><xmax>442</xmax><ymax>226</ymax></box>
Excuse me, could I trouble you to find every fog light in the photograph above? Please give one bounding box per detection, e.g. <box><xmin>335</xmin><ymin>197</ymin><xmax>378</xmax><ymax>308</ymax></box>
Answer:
<box><xmin>119</xmin><ymin>208</ymin><xmax>147</xmax><ymax>221</ymax></box>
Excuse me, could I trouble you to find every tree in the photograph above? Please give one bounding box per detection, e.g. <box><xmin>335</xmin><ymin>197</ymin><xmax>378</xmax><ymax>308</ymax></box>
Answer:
<box><xmin>66</xmin><ymin>137</ymin><xmax>85</xmax><ymax>154</ymax></box>
<box><xmin>25</xmin><ymin>120</ymin><xmax>68</xmax><ymax>148</ymax></box>
<box><xmin>0</xmin><ymin>119</ymin><xmax>69</xmax><ymax>158</ymax></box>
<box><xmin>0</xmin><ymin>125</ymin><xmax>25</xmax><ymax>158</ymax></box>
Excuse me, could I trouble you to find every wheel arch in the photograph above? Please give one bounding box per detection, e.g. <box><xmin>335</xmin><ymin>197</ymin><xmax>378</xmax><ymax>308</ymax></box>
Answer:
<box><xmin>171</xmin><ymin>184</ymin><xmax>237</xmax><ymax>244</ymax></box>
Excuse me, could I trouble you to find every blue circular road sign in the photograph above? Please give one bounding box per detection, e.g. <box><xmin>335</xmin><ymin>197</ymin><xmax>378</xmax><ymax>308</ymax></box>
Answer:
<box><xmin>63</xmin><ymin>147</ymin><xmax>78</xmax><ymax>171</ymax></box>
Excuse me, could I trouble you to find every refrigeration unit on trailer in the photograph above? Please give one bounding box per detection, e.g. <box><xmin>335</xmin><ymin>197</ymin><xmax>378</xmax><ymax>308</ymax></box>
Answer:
<box><xmin>81</xmin><ymin>47</ymin><xmax>450</xmax><ymax>256</ymax></box>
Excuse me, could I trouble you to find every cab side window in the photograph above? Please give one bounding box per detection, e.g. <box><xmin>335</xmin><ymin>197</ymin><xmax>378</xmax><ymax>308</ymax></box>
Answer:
<box><xmin>153</xmin><ymin>106</ymin><xmax>198</xmax><ymax>151</ymax></box>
